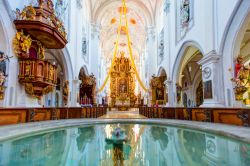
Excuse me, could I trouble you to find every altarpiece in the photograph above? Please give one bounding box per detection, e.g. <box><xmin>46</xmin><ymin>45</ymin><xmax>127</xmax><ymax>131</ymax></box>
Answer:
<box><xmin>110</xmin><ymin>52</ymin><xmax>136</xmax><ymax>110</ymax></box>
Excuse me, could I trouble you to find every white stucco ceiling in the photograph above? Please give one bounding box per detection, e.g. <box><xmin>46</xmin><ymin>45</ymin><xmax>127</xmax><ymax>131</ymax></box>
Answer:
<box><xmin>88</xmin><ymin>0</ymin><xmax>163</xmax><ymax>64</ymax></box>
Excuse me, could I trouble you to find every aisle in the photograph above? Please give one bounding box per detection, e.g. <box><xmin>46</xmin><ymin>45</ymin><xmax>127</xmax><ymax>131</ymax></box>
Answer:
<box><xmin>99</xmin><ymin>108</ymin><xmax>146</xmax><ymax>119</ymax></box>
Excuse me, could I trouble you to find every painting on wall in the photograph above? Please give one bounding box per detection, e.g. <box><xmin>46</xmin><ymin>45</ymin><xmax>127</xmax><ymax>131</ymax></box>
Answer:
<box><xmin>156</xmin><ymin>87</ymin><xmax>165</xmax><ymax>100</ymax></box>
<box><xmin>203</xmin><ymin>80</ymin><xmax>213</xmax><ymax>99</ymax></box>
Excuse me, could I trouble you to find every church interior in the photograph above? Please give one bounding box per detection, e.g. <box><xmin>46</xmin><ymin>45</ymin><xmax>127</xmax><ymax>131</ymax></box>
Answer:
<box><xmin>1</xmin><ymin>0</ymin><xmax>250</xmax><ymax>165</ymax></box>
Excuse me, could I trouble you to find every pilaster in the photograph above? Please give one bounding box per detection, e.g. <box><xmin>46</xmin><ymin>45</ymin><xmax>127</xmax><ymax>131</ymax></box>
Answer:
<box><xmin>198</xmin><ymin>50</ymin><xmax>224</xmax><ymax>107</ymax></box>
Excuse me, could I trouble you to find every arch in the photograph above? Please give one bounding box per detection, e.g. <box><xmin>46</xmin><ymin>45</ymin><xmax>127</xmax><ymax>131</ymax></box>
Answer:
<box><xmin>0</xmin><ymin>1</ymin><xmax>18</xmax><ymax>107</ymax></box>
<box><xmin>46</xmin><ymin>49</ymin><xmax>73</xmax><ymax>82</ymax></box>
<box><xmin>172</xmin><ymin>40</ymin><xmax>204</xmax><ymax>84</ymax></box>
<box><xmin>220</xmin><ymin>0</ymin><xmax>250</xmax><ymax>106</ymax></box>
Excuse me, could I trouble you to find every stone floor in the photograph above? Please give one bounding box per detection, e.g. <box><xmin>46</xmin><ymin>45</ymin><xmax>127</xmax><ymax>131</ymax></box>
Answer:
<box><xmin>99</xmin><ymin>108</ymin><xmax>146</xmax><ymax>119</ymax></box>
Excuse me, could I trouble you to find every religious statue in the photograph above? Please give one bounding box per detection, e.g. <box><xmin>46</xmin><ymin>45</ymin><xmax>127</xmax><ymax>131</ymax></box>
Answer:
<box><xmin>0</xmin><ymin>51</ymin><xmax>10</xmax><ymax>99</ymax></box>
<box><xmin>231</xmin><ymin>56</ymin><xmax>250</xmax><ymax>101</ymax></box>
<box><xmin>235</xmin><ymin>56</ymin><xmax>244</xmax><ymax>78</ymax></box>
<box><xmin>0</xmin><ymin>51</ymin><xmax>8</xmax><ymax>74</ymax></box>
<box><xmin>180</xmin><ymin>0</ymin><xmax>190</xmax><ymax>27</ymax></box>
<box><xmin>14</xmin><ymin>8</ymin><xmax>22</xmax><ymax>20</ymax></box>
<box><xmin>55</xmin><ymin>0</ymin><xmax>69</xmax><ymax>20</ymax></box>
<box><xmin>0</xmin><ymin>71</ymin><xmax>6</xmax><ymax>87</ymax></box>
<box><xmin>63</xmin><ymin>80</ymin><xmax>69</xmax><ymax>105</ymax></box>
<box><xmin>13</xmin><ymin>31</ymin><xmax>32</xmax><ymax>57</ymax></box>
<box><xmin>49</xmin><ymin>65</ymin><xmax>54</xmax><ymax>80</ymax></box>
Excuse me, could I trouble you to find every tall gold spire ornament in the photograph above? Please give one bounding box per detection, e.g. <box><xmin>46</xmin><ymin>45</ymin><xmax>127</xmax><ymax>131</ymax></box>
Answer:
<box><xmin>97</xmin><ymin>0</ymin><xmax>148</xmax><ymax>93</ymax></box>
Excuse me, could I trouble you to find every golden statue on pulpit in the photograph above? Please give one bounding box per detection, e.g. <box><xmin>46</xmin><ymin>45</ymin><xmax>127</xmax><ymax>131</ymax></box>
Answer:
<box><xmin>110</xmin><ymin>51</ymin><xmax>136</xmax><ymax>111</ymax></box>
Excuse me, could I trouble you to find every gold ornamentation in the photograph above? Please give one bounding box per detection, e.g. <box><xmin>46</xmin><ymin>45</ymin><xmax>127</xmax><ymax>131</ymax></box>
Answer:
<box><xmin>25</xmin><ymin>83</ymin><xmax>34</xmax><ymax>96</ymax></box>
<box><xmin>0</xmin><ymin>86</ymin><xmax>5</xmax><ymax>100</ymax></box>
<box><xmin>25</xmin><ymin>62</ymin><xmax>31</xmax><ymax>76</ymax></box>
<box><xmin>110</xmin><ymin>52</ymin><xmax>136</xmax><ymax>108</ymax></box>
<box><xmin>150</xmin><ymin>76</ymin><xmax>167</xmax><ymax>105</ymax></box>
<box><xmin>21</xmin><ymin>6</ymin><xmax>36</xmax><ymax>20</ymax></box>
<box><xmin>231</xmin><ymin>56</ymin><xmax>250</xmax><ymax>102</ymax></box>
<box><xmin>13</xmin><ymin>31</ymin><xmax>32</xmax><ymax>57</ymax></box>
<box><xmin>37</xmin><ymin>41</ymin><xmax>45</xmax><ymax>60</ymax></box>
<box><xmin>0</xmin><ymin>71</ymin><xmax>6</xmax><ymax>87</ymax></box>
<box><xmin>49</xmin><ymin>65</ymin><xmax>54</xmax><ymax>80</ymax></box>
<box><xmin>15</xmin><ymin>1</ymin><xmax>67</xmax><ymax>39</ymax></box>
<box><xmin>43</xmin><ymin>85</ymin><xmax>53</xmax><ymax>95</ymax></box>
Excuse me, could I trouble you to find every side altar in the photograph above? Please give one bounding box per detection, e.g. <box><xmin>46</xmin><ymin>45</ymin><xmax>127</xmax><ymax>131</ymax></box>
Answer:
<box><xmin>110</xmin><ymin>52</ymin><xmax>136</xmax><ymax>111</ymax></box>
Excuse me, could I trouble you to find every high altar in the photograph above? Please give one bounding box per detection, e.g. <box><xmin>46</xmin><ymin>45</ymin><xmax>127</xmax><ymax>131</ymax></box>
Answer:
<box><xmin>110</xmin><ymin>52</ymin><xmax>136</xmax><ymax>111</ymax></box>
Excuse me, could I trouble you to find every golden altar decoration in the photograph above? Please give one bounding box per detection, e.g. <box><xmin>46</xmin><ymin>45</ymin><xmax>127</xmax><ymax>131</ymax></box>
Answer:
<box><xmin>110</xmin><ymin>52</ymin><xmax>136</xmax><ymax>110</ymax></box>
<box><xmin>150</xmin><ymin>76</ymin><xmax>167</xmax><ymax>105</ymax></box>
<box><xmin>231</xmin><ymin>57</ymin><xmax>250</xmax><ymax>104</ymax></box>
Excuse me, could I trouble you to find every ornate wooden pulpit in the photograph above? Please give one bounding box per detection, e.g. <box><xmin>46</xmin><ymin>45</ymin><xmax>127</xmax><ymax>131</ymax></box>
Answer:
<box><xmin>12</xmin><ymin>0</ymin><xmax>67</xmax><ymax>98</ymax></box>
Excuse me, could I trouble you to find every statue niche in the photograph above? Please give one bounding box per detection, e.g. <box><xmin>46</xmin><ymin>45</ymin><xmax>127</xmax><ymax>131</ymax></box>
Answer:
<box><xmin>110</xmin><ymin>52</ymin><xmax>136</xmax><ymax>110</ymax></box>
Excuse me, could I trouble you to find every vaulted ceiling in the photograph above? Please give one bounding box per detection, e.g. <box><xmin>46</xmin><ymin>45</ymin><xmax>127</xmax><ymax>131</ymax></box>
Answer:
<box><xmin>87</xmin><ymin>0</ymin><xmax>164</xmax><ymax>64</ymax></box>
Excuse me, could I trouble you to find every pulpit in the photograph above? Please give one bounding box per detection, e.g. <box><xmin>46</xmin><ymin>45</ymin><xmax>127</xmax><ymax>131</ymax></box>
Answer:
<box><xmin>79</xmin><ymin>74</ymin><xmax>96</xmax><ymax>105</ymax></box>
<box><xmin>110</xmin><ymin>52</ymin><xmax>136</xmax><ymax>111</ymax></box>
<box><xmin>13</xmin><ymin>0</ymin><xmax>67</xmax><ymax>98</ymax></box>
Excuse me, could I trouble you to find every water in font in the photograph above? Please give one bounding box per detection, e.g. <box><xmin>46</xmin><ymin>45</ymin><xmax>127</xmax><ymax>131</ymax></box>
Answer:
<box><xmin>0</xmin><ymin>124</ymin><xmax>249</xmax><ymax>166</ymax></box>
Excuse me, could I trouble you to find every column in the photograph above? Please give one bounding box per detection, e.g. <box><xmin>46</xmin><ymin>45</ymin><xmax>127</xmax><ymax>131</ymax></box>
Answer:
<box><xmin>90</xmin><ymin>24</ymin><xmax>100</xmax><ymax>88</ymax></box>
<box><xmin>164</xmin><ymin>79</ymin><xmax>174</xmax><ymax>106</ymax></box>
<box><xmin>198</xmin><ymin>50</ymin><xmax>224</xmax><ymax>107</ymax></box>
<box><xmin>71</xmin><ymin>79</ymin><xmax>81</xmax><ymax>106</ymax></box>
<box><xmin>146</xmin><ymin>27</ymin><xmax>157</xmax><ymax>79</ymax></box>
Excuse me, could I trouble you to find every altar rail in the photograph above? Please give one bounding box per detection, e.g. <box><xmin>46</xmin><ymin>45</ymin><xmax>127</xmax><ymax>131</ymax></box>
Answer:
<box><xmin>0</xmin><ymin>107</ymin><xmax>107</xmax><ymax>126</ymax></box>
<box><xmin>139</xmin><ymin>107</ymin><xmax>250</xmax><ymax>127</ymax></box>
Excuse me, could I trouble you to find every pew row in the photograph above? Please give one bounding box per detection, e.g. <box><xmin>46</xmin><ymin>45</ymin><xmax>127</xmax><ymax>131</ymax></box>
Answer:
<box><xmin>139</xmin><ymin>107</ymin><xmax>250</xmax><ymax>127</ymax></box>
<box><xmin>0</xmin><ymin>107</ymin><xmax>107</xmax><ymax>126</ymax></box>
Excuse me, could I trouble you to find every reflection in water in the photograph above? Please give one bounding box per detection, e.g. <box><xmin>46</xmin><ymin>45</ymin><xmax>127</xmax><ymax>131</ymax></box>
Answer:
<box><xmin>150</xmin><ymin>126</ymin><xmax>169</xmax><ymax>150</ymax></box>
<box><xmin>0</xmin><ymin>124</ymin><xmax>249</xmax><ymax>166</ymax></box>
<box><xmin>105</xmin><ymin>128</ymin><xmax>130</xmax><ymax>166</ymax></box>
<box><xmin>240</xmin><ymin>144</ymin><xmax>250</xmax><ymax>166</ymax></box>
<box><xmin>76</xmin><ymin>126</ymin><xmax>95</xmax><ymax>152</ymax></box>
<box><xmin>176</xmin><ymin>130</ymin><xmax>206</xmax><ymax>165</ymax></box>
<box><xmin>6</xmin><ymin>130</ymin><xmax>66</xmax><ymax>166</ymax></box>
